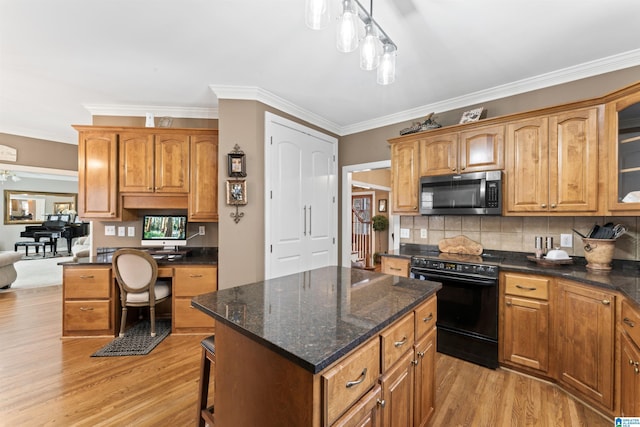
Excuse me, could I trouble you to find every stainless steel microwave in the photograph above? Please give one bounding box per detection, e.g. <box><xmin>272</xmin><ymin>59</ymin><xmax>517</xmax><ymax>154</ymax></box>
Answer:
<box><xmin>419</xmin><ymin>170</ymin><xmax>502</xmax><ymax>215</ymax></box>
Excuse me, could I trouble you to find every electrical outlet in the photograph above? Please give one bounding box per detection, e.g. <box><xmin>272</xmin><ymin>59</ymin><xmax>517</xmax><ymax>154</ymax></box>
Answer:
<box><xmin>127</xmin><ymin>226</ymin><xmax>135</xmax><ymax>237</ymax></box>
<box><xmin>420</xmin><ymin>229</ymin><xmax>427</xmax><ymax>239</ymax></box>
<box><xmin>400</xmin><ymin>228</ymin><xmax>410</xmax><ymax>238</ymax></box>
<box><xmin>199</xmin><ymin>226</ymin><xmax>206</xmax><ymax>236</ymax></box>
<box><xmin>560</xmin><ymin>233</ymin><xmax>573</xmax><ymax>248</ymax></box>
<box><xmin>117</xmin><ymin>226</ymin><xmax>125</xmax><ymax>237</ymax></box>
<box><xmin>104</xmin><ymin>225</ymin><xmax>116</xmax><ymax>236</ymax></box>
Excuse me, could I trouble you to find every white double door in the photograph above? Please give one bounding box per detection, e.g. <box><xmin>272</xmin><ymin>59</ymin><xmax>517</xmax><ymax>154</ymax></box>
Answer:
<box><xmin>265</xmin><ymin>113</ymin><xmax>337</xmax><ymax>279</ymax></box>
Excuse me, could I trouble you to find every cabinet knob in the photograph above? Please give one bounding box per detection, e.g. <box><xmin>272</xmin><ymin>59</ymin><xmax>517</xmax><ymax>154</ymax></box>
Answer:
<box><xmin>541</xmin><ymin>204</ymin><xmax>547</xmax><ymax>208</ymax></box>
<box><xmin>417</xmin><ymin>350</ymin><xmax>425</xmax><ymax>358</ymax></box>
<box><xmin>376</xmin><ymin>399</ymin><xmax>386</xmax><ymax>408</ymax></box>
<box><xmin>461</xmin><ymin>166</ymin><xmax>466</xmax><ymax>170</ymax></box>
<box><xmin>602</xmin><ymin>299</ymin><xmax>611</xmax><ymax>306</ymax></box>
<box><xmin>411</xmin><ymin>359</ymin><xmax>419</xmax><ymax>366</ymax></box>
<box><xmin>551</xmin><ymin>203</ymin><xmax>557</xmax><ymax>208</ymax></box>
<box><xmin>506</xmin><ymin>301</ymin><xmax>512</xmax><ymax>306</ymax></box>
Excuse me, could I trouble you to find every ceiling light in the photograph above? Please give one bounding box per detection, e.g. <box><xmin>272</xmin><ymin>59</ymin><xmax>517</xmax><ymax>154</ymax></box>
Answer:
<box><xmin>0</xmin><ymin>170</ymin><xmax>20</xmax><ymax>183</ymax></box>
<box><xmin>377</xmin><ymin>43</ymin><xmax>396</xmax><ymax>85</ymax></box>
<box><xmin>305</xmin><ymin>0</ymin><xmax>330</xmax><ymax>30</ymax></box>
<box><xmin>336</xmin><ymin>0</ymin><xmax>359</xmax><ymax>53</ymax></box>
<box><xmin>308</xmin><ymin>0</ymin><xmax>397</xmax><ymax>84</ymax></box>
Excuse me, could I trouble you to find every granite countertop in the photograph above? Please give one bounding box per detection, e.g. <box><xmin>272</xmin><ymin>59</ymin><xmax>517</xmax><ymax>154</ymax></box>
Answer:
<box><xmin>191</xmin><ymin>266</ymin><xmax>441</xmax><ymax>374</ymax></box>
<box><xmin>385</xmin><ymin>244</ymin><xmax>640</xmax><ymax>307</ymax></box>
<box><xmin>59</xmin><ymin>247</ymin><xmax>218</xmax><ymax>267</ymax></box>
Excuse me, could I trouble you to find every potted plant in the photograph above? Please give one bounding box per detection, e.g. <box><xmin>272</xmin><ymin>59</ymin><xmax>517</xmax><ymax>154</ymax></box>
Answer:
<box><xmin>371</xmin><ymin>214</ymin><xmax>389</xmax><ymax>264</ymax></box>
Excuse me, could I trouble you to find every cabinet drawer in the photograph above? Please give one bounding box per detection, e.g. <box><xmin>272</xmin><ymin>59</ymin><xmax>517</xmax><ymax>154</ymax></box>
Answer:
<box><xmin>174</xmin><ymin>297</ymin><xmax>215</xmax><ymax>329</ymax></box>
<box><xmin>64</xmin><ymin>267</ymin><xmax>111</xmax><ymax>299</ymax></box>
<box><xmin>64</xmin><ymin>300</ymin><xmax>111</xmax><ymax>331</ymax></box>
<box><xmin>504</xmin><ymin>273</ymin><xmax>549</xmax><ymax>300</ymax></box>
<box><xmin>381</xmin><ymin>257</ymin><xmax>410</xmax><ymax>277</ymax></box>
<box><xmin>415</xmin><ymin>296</ymin><xmax>437</xmax><ymax>340</ymax></box>
<box><xmin>173</xmin><ymin>266</ymin><xmax>217</xmax><ymax>296</ymax></box>
<box><xmin>322</xmin><ymin>337</ymin><xmax>380</xmax><ymax>426</ymax></box>
<box><xmin>622</xmin><ymin>300</ymin><xmax>640</xmax><ymax>348</ymax></box>
<box><xmin>380</xmin><ymin>312</ymin><xmax>414</xmax><ymax>371</ymax></box>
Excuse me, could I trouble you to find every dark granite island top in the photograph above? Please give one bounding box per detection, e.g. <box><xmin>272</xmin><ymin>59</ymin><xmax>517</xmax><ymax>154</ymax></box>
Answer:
<box><xmin>191</xmin><ymin>265</ymin><xmax>441</xmax><ymax>374</ymax></box>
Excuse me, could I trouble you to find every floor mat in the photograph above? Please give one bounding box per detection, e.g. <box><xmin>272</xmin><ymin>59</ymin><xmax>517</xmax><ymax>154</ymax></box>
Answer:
<box><xmin>91</xmin><ymin>320</ymin><xmax>171</xmax><ymax>357</ymax></box>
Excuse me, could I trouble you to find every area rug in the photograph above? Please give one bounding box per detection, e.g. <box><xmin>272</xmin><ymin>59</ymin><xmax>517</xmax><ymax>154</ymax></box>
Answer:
<box><xmin>91</xmin><ymin>320</ymin><xmax>171</xmax><ymax>357</ymax></box>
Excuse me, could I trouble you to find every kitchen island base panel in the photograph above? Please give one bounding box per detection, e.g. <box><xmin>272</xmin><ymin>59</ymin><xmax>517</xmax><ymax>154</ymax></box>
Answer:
<box><xmin>215</xmin><ymin>322</ymin><xmax>319</xmax><ymax>427</ymax></box>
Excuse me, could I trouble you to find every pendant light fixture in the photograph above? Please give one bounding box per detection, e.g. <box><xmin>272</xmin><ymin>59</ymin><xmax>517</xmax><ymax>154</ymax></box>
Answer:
<box><xmin>305</xmin><ymin>0</ymin><xmax>330</xmax><ymax>30</ymax></box>
<box><xmin>336</xmin><ymin>0</ymin><xmax>359</xmax><ymax>53</ymax></box>
<box><xmin>307</xmin><ymin>0</ymin><xmax>397</xmax><ymax>85</ymax></box>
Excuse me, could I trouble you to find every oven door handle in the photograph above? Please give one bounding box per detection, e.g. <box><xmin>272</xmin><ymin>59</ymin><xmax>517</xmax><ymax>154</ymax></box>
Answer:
<box><xmin>412</xmin><ymin>271</ymin><xmax>497</xmax><ymax>286</ymax></box>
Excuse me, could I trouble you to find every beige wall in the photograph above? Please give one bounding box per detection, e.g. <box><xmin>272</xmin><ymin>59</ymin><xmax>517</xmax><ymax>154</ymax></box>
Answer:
<box><xmin>0</xmin><ymin>133</ymin><xmax>78</xmax><ymax>171</ymax></box>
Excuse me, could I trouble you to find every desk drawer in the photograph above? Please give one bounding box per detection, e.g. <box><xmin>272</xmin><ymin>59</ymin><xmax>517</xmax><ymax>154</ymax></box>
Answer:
<box><xmin>504</xmin><ymin>273</ymin><xmax>550</xmax><ymax>300</ymax></box>
<box><xmin>622</xmin><ymin>300</ymin><xmax>640</xmax><ymax>348</ymax></box>
<box><xmin>322</xmin><ymin>337</ymin><xmax>380</xmax><ymax>426</ymax></box>
<box><xmin>173</xmin><ymin>266</ymin><xmax>217</xmax><ymax>296</ymax></box>
<box><xmin>64</xmin><ymin>267</ymin><xmax>111</xmax><ymax>299</ymax></box>
<box><xmin>64</xmin><ymin>300</ymin><xmax>111</xmax><ymax>331</ymax></box>
<box><xmin>174</xmin><ymin>297</ymin><xmax>215</xmax><ymax>329</ymax></box>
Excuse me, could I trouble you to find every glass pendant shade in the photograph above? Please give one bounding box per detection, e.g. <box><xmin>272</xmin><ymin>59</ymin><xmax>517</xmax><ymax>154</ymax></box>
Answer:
<box><xmin>360</xmin><ymin>24</ymin><xmax>380</xmax><ymax>70</ymax></box>
<box><xmin>377</xmin><ymin>44</ymin><xmax>396</xmax><ymax>85</ymax></box>
<box><xmin>337</xmin><ymin>0</ymin><xmax>359</xmax><ymax>53</ymax></box>
<box><xmin>305</xmin><ymin>0</ymin><xmax>330</xmax><ymax>30</ymax></box>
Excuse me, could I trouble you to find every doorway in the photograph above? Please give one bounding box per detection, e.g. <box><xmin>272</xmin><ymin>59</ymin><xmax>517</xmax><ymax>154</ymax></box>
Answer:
<box><xmin>341</xmin><ymin>160</ymin><xmax>396</xmax><ymax>268</ymax></box>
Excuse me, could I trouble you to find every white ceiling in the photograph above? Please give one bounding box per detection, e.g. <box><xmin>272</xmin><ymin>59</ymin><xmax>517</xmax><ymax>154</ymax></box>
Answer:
<box><xmin>2</xmin><ymin>0</ymin><xmax>640</xmax><ymax>145</ymax></box>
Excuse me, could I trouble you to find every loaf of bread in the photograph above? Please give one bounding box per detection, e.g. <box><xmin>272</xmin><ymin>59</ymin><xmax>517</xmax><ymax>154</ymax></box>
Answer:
<box><xmin>438</xmin><ymin>235</ymin><xmax>483</xmax><ymax>255</ymax></box>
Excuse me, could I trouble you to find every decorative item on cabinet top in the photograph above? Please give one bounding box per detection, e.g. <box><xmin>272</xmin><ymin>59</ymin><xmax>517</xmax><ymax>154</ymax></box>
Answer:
<box><xmin>459</xmin><ymin>107</ymin><xmax>485</xmax><ymax>124</ymax></box>
<box><xmin>399</xmin><ymin>112</ymin><xmax>442</xmax><ymax>135</ymax></box>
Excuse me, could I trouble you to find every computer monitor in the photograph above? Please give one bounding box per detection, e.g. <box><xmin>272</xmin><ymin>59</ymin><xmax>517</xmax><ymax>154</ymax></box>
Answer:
<box><xmin>141</xmin><ymin>214</ymin><xmax>188</xmax><ymax>249</ymax></box>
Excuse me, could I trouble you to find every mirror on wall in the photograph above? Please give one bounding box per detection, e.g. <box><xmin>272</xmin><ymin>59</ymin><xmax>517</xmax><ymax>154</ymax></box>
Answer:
<box><xmin>4</xmin><ymin>190</ymin><xmax>78</xmax><ymax>224</ymax></box>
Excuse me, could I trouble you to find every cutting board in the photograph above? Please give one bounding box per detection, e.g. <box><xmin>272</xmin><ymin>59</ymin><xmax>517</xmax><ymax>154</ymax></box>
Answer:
<box><xmin>438</xmin><ymin>235</ymin><xmax>483</xmax><ymax>256</ymax></box>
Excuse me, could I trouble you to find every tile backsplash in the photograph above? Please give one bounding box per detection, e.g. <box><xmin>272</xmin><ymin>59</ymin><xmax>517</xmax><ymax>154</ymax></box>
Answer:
<box><xmin>399</xmin><ymin>216</ymin><xmax>640</xmax><ymax>261</ymax></box>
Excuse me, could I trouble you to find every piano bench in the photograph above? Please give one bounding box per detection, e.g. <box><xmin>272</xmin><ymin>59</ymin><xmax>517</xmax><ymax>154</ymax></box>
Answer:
<box><xmin>14</xmin><ymin>241</ymin><xmax>55</xmax><ymax>257</ymax></box>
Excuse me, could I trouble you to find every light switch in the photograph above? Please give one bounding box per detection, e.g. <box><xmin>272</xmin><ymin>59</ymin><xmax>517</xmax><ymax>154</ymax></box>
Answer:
<box><xmin>127</xmin><ymin>226</ymin><xmax>135</xmax><ymax>237</ymax></box>
<box><xmin>104</xmin><ymin>225</ymin><xmax>116</xmax><ymax>236</ymax></box>
<box><xmin>420</xmin><ymin>229</ymin><xmax>427</xmax><ymax>239</ymax></box>
<box><xmin>117</xmin><ymin>226</ymin><xmax>125</xmax><ymax>237</ymax></box>
<box><xmin>400</xmin><ymin>228</ymin><xmax>410</xmax><ymax>238</ymax></box>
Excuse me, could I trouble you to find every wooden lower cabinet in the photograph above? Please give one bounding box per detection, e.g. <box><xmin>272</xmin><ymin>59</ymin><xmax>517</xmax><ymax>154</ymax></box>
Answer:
<box><xmin>381</xmin><ymin>256</ymin><xmax>410</xmax><ymax>277</ymax></box>
<box><xmin>62</xmin><ymin>263</ymin><xmax>217</xmax><ymax>337</ymax></box>
<box><xmin>556</xmin><ymin>279</ymin><xmax>615</xmax><ymax>411</ymax></box>
<box><xmin>380</xmin><ymin>350</ymin><xmax>414</xmax><ymax>427</ymax></box>
<box><xmin>63</xmin><ymin>266</ymin><xmax>114</xmax><ymax>336</ymax></box>
<box><xmin>500</xmin><ymin>272</ymin><xmax>551</xmax><ymax>375</ymax></box>
<box><xmin>413</xmin><ymin>328</ymin><xmax>436</xmax><ymax>427</ymax></box>
<box><xmin>620</xmin><ymin>300</ymin><xmax>640</xmax><ymax>416</ymax></box>
<box><xmin>172</xmin><ymin>266</ymin><xmax>217</xmax><ymax>334</ymax></box>
<box><xmin>333</xmin><ymin>384</ymin><xmax>383</xmax><ymax>427</ymax></box>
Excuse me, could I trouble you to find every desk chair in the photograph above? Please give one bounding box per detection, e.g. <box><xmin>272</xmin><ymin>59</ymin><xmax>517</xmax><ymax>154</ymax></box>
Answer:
<box><xmin>112</xmin><ymin>248</ymin><xmax>171</xmax><ymax>337</ymax></box>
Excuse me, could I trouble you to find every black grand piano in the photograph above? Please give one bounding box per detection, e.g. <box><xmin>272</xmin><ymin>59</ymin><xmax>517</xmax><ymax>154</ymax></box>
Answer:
<box><xmin>20</xmin><ymin>215</ymin><xmax>89</xmax><ymax>255</ymax></box>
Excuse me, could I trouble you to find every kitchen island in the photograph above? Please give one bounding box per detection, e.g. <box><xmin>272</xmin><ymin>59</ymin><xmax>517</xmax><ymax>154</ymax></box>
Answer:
<box><xmin>191</xmin><ymin>266</ymin><xmax>441</xmax><ymax>426</ymax></box>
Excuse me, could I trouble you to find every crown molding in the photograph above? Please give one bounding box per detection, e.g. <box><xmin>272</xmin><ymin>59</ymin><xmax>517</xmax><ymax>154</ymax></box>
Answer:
<box><xmin>83</xmin><ymin>104</ymin><xmax>218</xmax><ymax>119</ymax></box>
<box><xmin>341</xmin><ymin>48</ymin><xmax>640</xmax><ymax>135</ymax></box>
<box><xmin>209</xmin><ymin>85</ymin><xmax>341</xmax><ymax>135</ymax></box>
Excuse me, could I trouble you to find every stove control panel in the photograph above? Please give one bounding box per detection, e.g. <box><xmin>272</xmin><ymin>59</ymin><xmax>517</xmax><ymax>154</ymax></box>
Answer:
<box><xmin>411</xmin><ymin>257</ymin><xmax>499</xmax><ymax>278</ymax></box>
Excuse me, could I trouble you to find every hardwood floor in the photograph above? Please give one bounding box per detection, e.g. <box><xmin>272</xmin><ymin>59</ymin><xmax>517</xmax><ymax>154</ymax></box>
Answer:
<box><xmin>1</xmin><ymin>286</ymin><xmax>611</xmax><ymax>426</ymax></box>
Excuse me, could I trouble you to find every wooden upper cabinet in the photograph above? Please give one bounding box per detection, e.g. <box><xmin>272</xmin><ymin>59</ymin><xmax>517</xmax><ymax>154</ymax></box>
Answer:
<box><xmin>549</xmin><ymin>108</ymin><xmax>599</xmax><ymax>212</ymax></box>
<box><xmin>419</xmin><ymin>125</ymin><xmax>504</xmax><ymax>177</ymax></box>
<box><xmin>119</xmin><ymin>133</ymin><xmax>190</xmax><ymax>193</ymax></box>
<box><xmin>419</xmin><ymin>134</ymin><xmax>458</xmax><ymax>176</ymax></box>
<box><xmin>119</xmin><ymin>133</ymin><xmax>154</xmax><ymax>192</ymax></box>
<box><xmin>505</xmin><ymin>107</ymin><xmax>599</xmax><ymax>214</ymax></box>
<box><xmin>391</xmin><ymin>140</ymin><xmax>420</xmax><ymax>214</ymax></box>
<box><xmin>607</xmin><ymin>89</ymin><xmax>640</xmax><ymax>214</ymax></box>
<box><xmin>154</xmin><ymin>134</ymin><xmax>190</xmax><ymax>193</ymax></box>
<box><xmin>189</xmin><ymin>134</ymin><xmax>219</xmax><ymax>222</ymax></box>
<box><xmin>77</xmin><ymin>130</ymin><xmax>119</xmax><ymax>218</ymax></box>
<box><xmin>505</xmin><ymin>117</ymin><xmax>549</xmax><ymax>213</ymax></box>
<box><xmin>459</xmin><ymin>124</ymin><xmax>504</xmax><ymax>173</ymax></box>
